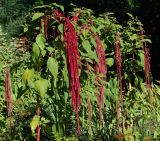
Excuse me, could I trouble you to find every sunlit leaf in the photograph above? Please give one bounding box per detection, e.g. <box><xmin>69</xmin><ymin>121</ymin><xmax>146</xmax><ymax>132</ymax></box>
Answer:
<box><xmin>106</xmin><ymin>58</ymin><xmax>114</xmax><ymax>67</ymax></box>
<box><xmin>22</xmin><ymin>68</ymin><xmax>34</xmax><ymax>85</ymax></box>
<box><xmin>47</xmin><ymin>57</ymin><xmax>58</xmax><ymax>85</ymax></box>
<box><xmin>32</xmin><ymin>13</ymin><xmax>44</xmax><ymax>21</ymax></box>
<box><xmin>30</xmin><ymin>115</ymin><xmax>39</xmax><ymax>133</ymax></box>
<box><xmin>34</xmin><ymin>79</ymin><xmax>48</xmax><ymax>98</ymax></box>
<box><xmin>36</xmin><ymin>33</ymin><xmax>46</xmax><ymax>50</ymax></box>
<box><xmin>32</xmin><ymin>43</ymin><xmax>40</xmax><ymax>63</ymax></box>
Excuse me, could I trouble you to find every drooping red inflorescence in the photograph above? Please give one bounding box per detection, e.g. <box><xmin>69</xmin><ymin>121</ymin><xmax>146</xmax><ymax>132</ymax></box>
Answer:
<box><xmin>39</xmin><ymin>16</ymin><xmax>48</xmax><ymax>39</ymax></box>
<box><xmin>140</xmin><ymin>27</ymin><xmax>151</xmax><ymax>97</ymax></box>
<box><xmin>21</xmin><ymin>35</ymin><xmax>27</xmax><ymax>49</ymax></box>
<box><xmin>44</xmin><ymin>16</ymin><xmax>49</xmax><ymax>39</ymax></box>
<box><xmin>114</xmin><ymin>33</ymin><xmax>124</xmax><ymax>132</ymax></box>
<box><xmin>54</xmin><ymin>9</ymin><xmax>81</xmax><ymax>134</ymax></box>
<box><xmin>80</xmin><ymin>20</ymin><xmax>107</xmax><ymax>127</ymax></box>
<box><xmin>5</xmin><ymin>69</ymin><xmax>12</xmax><ymax>117</ymax></box>
<box><xmin>94</xmin><ymin>35</ymin><xmax>107</xmax><ymax>127</ymax></box>
<box><xmin>144</xmin><ymin>46</ymin><xmax>151</xmax><ymax>96</ymax></box>
<box><xmin>114</xmin><ymin>33</ymin><xmax>123</xmax><ymax>100</ymax></box>
<box><xmin>64</xmin><ymin>17</ymin><xmax>81</xmax><ymax>134</ymax></box>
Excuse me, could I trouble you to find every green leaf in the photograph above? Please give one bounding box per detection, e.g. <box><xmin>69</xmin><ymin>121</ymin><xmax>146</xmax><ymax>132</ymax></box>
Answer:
<box><xmin>130</xmin><ymin>34</ymin><xmax>137</xmax><ymax>41</ymax></box>
<box><xmin>36</xmin><ymin>33</ymin><xmax>46</xmax><ymax>50</ymax></box>
<box><xmin>58</xmin><ymin>24</ymin><xmax>64</xmax><ymax>34</ymax></box>
<box><xmin>106</xmin><ymin>58</ymin><xmax>114</xmax><ymax>67</ymax></box>
<box><xmin>32</xmin><ymin>13</ymin><xmax>44</xmax><ymax>21</ymax></box>
<box><xmin>52</xmin><ymin>3</ymin><xmax>64</xmax><ymax>12</ymax></box>
<box><xmin>34</xmin><ymin>5</ymin><xmax>52</xmax><ymax>9</ymax></box>
<box><xmin>41</xmin><ymin>50</ymin><xmax>46</xmax><ymax>57</ymax></box>
<box><xmin>143</xmin><ymin>38</ymin><xmax>152</xmax><ymax>44</ymax></box>
<box><xmin>137</xmin><ymin>51</ymin><xmax>144</xmax><ymax>68</ymax></box>
<box><xmin>32</xmin><ymin>43</ymin><xmax>40</xmax><ymax>63</ymax></box>
<box><xmin>47</xmin><ymin>57</ymin><xmax>58</xmax><ymax>84</ymax></box>
<box><xmin>88</xmin><ymin>51</ymin><xmax>98</xmax><ymax>62</ymax></box>
<box><xmin>24</xmin><ymin>26</ymin><xmax>28</xmax><ymax>32</ymax></box>
<box><xmin>82</xmin><ymin>40</ymin><xmax>92</xmax><ymax>53</ymax></box>
<box><xmin>46</xmin><ymin>47</ymin><xmax>54</xmax><ymax>53</ymax></box>
<box><xmin>127</xmin><ymin>13</ymin><xmax>134</xmax><ymax>19</ymax></box>
<box><xmin>22</xmin><ymin>68</ymin><xmax>34</xmax><ymax>85</ymax></box>
<box><xmin>0</xmin><ymin>62</ymin><xmax>3</xmax><ymax>72</ymax></box>
<box><xmin>90</xmin><ymin>36</ymin><xmax>96</xmax><ymax>47</ymax></box>
<box><xmin>34</xmin><ymin>79</ymin><xmax>48</xmax><ymax>98</ymax></box>
<box><xmin>30</xmin><ymin>115</ymin><xmax>39</xmax><ymax>133</ymax></box>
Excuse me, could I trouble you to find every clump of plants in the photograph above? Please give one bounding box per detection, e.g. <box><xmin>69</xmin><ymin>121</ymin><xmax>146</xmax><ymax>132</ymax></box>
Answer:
<box><xmin>0</xmin><ymin>3</ymin><xmax>160</xmax><ymax>141</ymax></box>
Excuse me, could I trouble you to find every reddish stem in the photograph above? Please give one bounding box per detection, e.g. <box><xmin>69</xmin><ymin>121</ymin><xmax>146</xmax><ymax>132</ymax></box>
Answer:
<box><xmin>37</xmin><ymin>99</ymin><xmax>40</xmax><ymax>141</ymax></box>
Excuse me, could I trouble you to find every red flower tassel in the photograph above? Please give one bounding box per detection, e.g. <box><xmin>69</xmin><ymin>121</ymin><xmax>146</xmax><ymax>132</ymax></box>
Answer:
<box><xmin>140</xmin><ymin>27</ymin><xmax>151</xmax><ymax>97</ymax></box>
<box><xmin>5</xmin><ymin>69</ymin><xmax>12</xmax><ymax>117</ymax></box>
<box><xmin>21</xmin><ymin>35</ymin><xmax>27</xmax><ymax>49</ymax></box>
<box><xmin>64</xmin><ymin>17</ymin><xmax>81</xmax><ymax>134</ymax></box>
<box><xmin>115</xmin><ymin>33</ymin><xmax>123</xmax><ymax>100</ymax></box>
<box><xmin>114</xmin><ymin>33</ymin><xmax>125</xmax><ymax>132</ymax></box>
<box><xmin>94</xmin><ymin>35</ymin><xmax>107</xmax><ymax>127</ymax></box>
<box><xmin>44</xmin><ymin>16</ymin><xmax>48</xmax><ymax>39</ymax></box>
<box><xmin>144</xmin><ymin>46</ymin><xmax>151</xmax><ymax>97</ymax></box>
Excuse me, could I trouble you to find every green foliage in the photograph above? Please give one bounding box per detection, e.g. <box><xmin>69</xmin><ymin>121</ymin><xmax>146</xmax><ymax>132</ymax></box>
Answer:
<box><xmin>0</xmin><ymin>3</ymin><xmax>160</xmax><ymax>141</ymax></box>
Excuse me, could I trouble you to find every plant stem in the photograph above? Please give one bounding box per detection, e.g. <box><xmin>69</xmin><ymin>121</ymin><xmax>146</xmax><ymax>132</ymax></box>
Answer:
<box><xmin>37</xmin><ymin>97</ymin><xmax>40</xmax><ymax>141</ymax></box>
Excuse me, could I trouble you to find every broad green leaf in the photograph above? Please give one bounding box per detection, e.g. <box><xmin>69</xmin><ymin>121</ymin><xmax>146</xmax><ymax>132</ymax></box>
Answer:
<box><xmin>82</xmin><ymin>40</ymin><xmax>92</xmax><ymax>53</ymax></box>
<box><xmin>22</xmin><ymin>68</ymin><xmax>34</xmax><ymax>85</ymax></box>
<box><xmin>137</xmin><ymin>51</ymin><xmax>144</xmax><ymax>68</ymax></box>
<box><xmin>46</xmin><ymin>47</ymin><xmax>54</xmax><ymax>53</ymax></box>
<box><xmin>32</xmin><ymin>13</ymin><xmax>44</xmax><ymax>21</ymax></box>
<box><xmin>47</xmin><ymin>57</ymin><xmax>58</xmax><ymax>83</ymax></box>
<box><xmin>52</xmin><ymin>3</ymin><xmax>64</xmax><ymax>12</ymax></box>
<box><xmin>24</xmin><ymin>26</ymin><xmax>28</xmax><ymax>32</ymax></box>
<box><xmin>143</xmin><ymin>38</ymin><xmax>152</xmax><ymax>44</ymax></box>
<box><xmin>127</xmin><ymin>13</ymin><xmax>134</xmax><ymax>19</ymax></box>
<box><xmin>32</xmin><ymin>43</ymin><xmax>40</xmax><ymax>63</ymax></box>
<box><xmin>34</xmin><ymin>79</ymin><xmax>48</xmax><ymax>98</ymax></box>
<box><xmin>58</xmin><ymin>24</ymin><xmax>64</xmax><ymax>34</ymax></box>
<box><xmin>30</xmin><ymin>115</ymin><xmax>39</xmax><ymax>133</ymax></box>
<box><xmin>41</xmin><ymin>50</ymin><xmax>46</xmax><ymax>57</ymax></box>
<box><xmin>88</xmin><ymin>51</ymin><xmax>98</xmax><ymax>62</ymax></box>
<box><xmin>106</xmin><ymin>58</ymin><xmax>114</xmax><ymax>67</ymax></box>
<box><xmin>130</xmin><ymin>34</ymin><xmax>137</xmax><ymax>41</ymax></box>
<box><xmin>36</xmin><ymin>33</ymin><xmax>46</xmax><ymax>50</ymax></box>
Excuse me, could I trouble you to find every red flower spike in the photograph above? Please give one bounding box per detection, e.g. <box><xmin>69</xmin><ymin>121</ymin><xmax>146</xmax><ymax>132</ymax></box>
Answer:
<box><xmin>63</xmin><ymin>16</ymin><xmax>81</xmax><ymax>134</ymax></box>
<box><xmin>21</xmin><ymin>35</ymin><xmax>27</xmax><ymax>49</ymax></box>
<box><xmin>94</xmin><ymin>35</ymin><xmax>107</xmax><ymax>127</ymax></box>
<box><xmin>44</xmin><ymin>16</ymin><xmax>48</xmax><ymax>39</ymax></box>
<box><xmin>114</xmin><ymin>33</ymin><xmax>124</xmax><ymax>132</ymax></box>
<box><xmin>114</xmin><ymin>33</ymin><xmax>123</xmax><ymax>101</ymax></box>
<box><xmin>5</xmin><ymin>69</ymin><xmax>12</xmax><ymax>117</ymax></box>
<box><xmin>144</xmin><ymin>46</ymin><xmax>151</xmax><ymax>97</ymax></box>
<box><xmin>140</xmin><ymin>27</ymin><xmax>151</xmax><ymax>97</ymax></box>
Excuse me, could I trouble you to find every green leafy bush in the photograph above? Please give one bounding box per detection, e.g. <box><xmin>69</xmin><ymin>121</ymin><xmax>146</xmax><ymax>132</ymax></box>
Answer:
<box><xmin>0</xmin><ymin>3</ymin><xmax>160</xmax><ymax>141</ymax></box>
